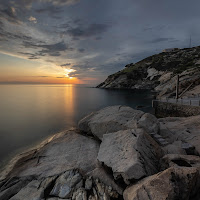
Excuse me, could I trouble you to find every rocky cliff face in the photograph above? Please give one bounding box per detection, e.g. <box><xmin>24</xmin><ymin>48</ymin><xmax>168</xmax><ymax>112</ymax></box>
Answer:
<box><xmin>97</xmin><ymin>46</ymin><xmax>200</xmax><ymax>98</ymax></box>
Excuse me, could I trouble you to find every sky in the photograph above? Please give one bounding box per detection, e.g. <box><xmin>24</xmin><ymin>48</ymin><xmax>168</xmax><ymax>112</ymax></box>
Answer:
<box><xmin>0</xmin><ymin>0</ymin><xmax>200</xmax><ymax>85</ymax></box>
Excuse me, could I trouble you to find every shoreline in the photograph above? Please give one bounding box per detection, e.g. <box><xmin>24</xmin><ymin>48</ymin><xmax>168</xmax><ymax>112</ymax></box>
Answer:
<box><xmin>1</xmin><ymin>105</ymin><xmax>200</xmax><ymax>199</ymax></box>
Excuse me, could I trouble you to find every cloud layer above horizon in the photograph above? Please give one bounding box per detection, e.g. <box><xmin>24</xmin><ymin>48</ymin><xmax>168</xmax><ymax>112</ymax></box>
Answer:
<box><xmin>1</xmin><ymin>0</ymin><xmax>200</xmax><ymax>84</ymax></box>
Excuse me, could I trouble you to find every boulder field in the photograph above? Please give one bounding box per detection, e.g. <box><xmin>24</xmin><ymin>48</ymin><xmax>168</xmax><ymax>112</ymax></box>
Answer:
<box><xmin>0</xmin><ymin>105</ymin><xmax>200</xmax><ymax>200</ymax></box>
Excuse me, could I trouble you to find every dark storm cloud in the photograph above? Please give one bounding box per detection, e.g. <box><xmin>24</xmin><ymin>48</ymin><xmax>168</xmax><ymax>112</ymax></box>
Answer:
<box><xmin>0</xmin><ymin>6</ymin><xmax>21</xmax><ymax>24</ymax></box>
<box><xmin>22</xmin><ymin>41</ymin><xmax>73</xmax><ymax>57</ymax></box>
<box><xmin>66</xmin><ymin>23</ymin><xmax>110</xmax><ymax>39</ymax></box>
<box><xmin>18</xmin><ymin>52</ymin><xmax>41</xmax><ymax>60</ymax></box>
<box><xmin>78</xmin><ymin>48</ymin><xmax>85</xmax><ymax>53</ymax></box>
<box><xmin>48</xmin><ymin>0</ymin><xmax>80</xmax><ymax>6</ymax></box>
<box><xmin>60</xmin><ymin>63</ymin><xmax>71</xmax><ymax>67</ymax></box>
<box><xmin>10</xmin><ymin>0</ymin><xmax>79</xmax><ymax>9</ymax></box>
<box><xmin>35</xmin><ymin>5</ymin><xmax>63</xmax><ymax>19</ymax></box>
<box><xmin>150</xmin><ymin>37</ymin><xmax>179</xmax><ymax>44</ymax></box>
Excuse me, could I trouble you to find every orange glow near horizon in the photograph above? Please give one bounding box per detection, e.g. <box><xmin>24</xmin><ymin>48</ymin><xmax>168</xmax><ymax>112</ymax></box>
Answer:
<box><xmin>0</xmin><ymin>53</ymin><xmax>86</xmax><ymax>84</ymax></box>
<box><xmin>0</xmin><ymin>75</ymin><xmax>83</xmax><ymax>84</ymax></box>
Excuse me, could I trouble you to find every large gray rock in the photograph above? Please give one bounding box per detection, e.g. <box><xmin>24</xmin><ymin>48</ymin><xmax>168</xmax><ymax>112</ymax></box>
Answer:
<box><xmin>78</xmin><ymin>106</ymin><xmax>160</xmax><ymax>140</ymax></box>
<box><xmin>123</xmin><ymin>167</ymin><xmax>200</xmax><ymax>200</ymax></box>
<box><xmin>159</xmin><ymin>115</ymin><xmax>200</xmax><ymax>155</ymax></box>
<box><xmin>97</xmin><ymin>128</ymin><xmax>163</xmax><ymax>184</ymax></box>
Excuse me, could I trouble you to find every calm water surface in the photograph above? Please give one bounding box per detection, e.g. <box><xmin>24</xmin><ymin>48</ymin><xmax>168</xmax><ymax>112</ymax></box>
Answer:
<box><xmin>0</xmin><ymin>84</ymin><xmax>154</xmax><ymax>168</ymax></box>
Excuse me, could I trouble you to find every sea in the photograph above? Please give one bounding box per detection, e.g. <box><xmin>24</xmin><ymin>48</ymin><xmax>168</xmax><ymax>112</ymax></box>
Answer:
<box><xmin>0</xmin><ymin>84</ymin><xmax>154</xmax><ymax>168</ymax></box>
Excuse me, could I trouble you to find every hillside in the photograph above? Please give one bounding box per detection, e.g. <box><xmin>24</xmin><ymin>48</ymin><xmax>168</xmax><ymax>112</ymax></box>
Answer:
<box><xmin>97</xmin><ymin>46</ymin><xmax>200</xmax><ymax>98</ymax></box>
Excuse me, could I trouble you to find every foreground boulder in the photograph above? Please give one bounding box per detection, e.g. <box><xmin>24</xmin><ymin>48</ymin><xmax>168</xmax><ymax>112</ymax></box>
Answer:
<box><xmin>97</xmin><ymin>128</ymin><xmax>163</xmax><ymax>184</ymax></box>
<box><xmin>78</xmin><ymin>106</ymin><xmax>159</xmax><ymax>140</ymax></box>
<box><xmin>123</xmin><ymin>167</ymin><xmax>200</xmax><ymax>200</ymax></box>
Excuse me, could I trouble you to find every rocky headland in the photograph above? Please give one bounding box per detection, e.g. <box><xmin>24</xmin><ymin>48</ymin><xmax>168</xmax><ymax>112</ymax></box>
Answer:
<box><xmin>1</xmin><ymin>105</ymin><xmax>200</xmax><ymax>200</ymax></box>
<box><xmin>97</xmin><ymin>46</ymin><xmax>200</xmax><ymax>99</ymax></box>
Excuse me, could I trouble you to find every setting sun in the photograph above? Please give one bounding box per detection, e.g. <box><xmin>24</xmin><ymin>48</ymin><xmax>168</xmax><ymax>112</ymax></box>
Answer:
<box><xmin>64</xmin><ymin>68</ymin><xmax>76</xmax><ymax>78</ymax></box>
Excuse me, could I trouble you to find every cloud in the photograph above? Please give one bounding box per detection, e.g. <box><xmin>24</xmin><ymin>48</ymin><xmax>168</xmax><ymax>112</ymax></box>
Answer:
<box><xmin>0</xmin><ymin>28</ymin><xmax>33</xmax><ymax>41</ymax></box>
<box><xmin>11</xmin><ymin>0</ymin><xmax>79</xmax><ymax>10</ymax></box>
<box><xmin>44</xmin><ymin>0</ymin><xmax>80</xmax><ymax>6</ymax></box>
<box><xmin>66</xmin><ymin>23</ymin><xmax>110</xmax><ymax>39</ymax></box>
<box><xmin>150</xmin><ymin>37</ymin><xmax>179</xmax><ymax>43</ymax></box>
<box><xmin>0</xmin><ymin>6</ymin><xmax>21</xmax><ymax>24</ymax></box>
<box><xmin>60</xmin><ymin>63</ymin><xmax>71</xmax><ymax>67</ymax></box>
<box><xmin>22</xmin><ymin>41</ymin><xmax>72</xmax><ymax>57</ymax></box>
<box><xmin>78</xmin><ymin>48</ymin><xmax>85</xmax><ymax>53</ymax></box>
<box><xmin>17</xmin><ymin>52</ymin><xmax>41</xmax><ymax>59</ymax></box>
<box><xmin>28</xmin><ymin>16</ymin><xmax>37</xmax><ymax>23</ymax></box>
<box><xmin>35</xmin><ymin>5</ymin><xmax>63</xmax><ymax>19</ymax></box>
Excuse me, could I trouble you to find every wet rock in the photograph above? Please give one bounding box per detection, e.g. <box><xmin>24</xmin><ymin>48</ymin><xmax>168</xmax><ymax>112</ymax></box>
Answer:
<box><xmin>123</xmin><ymin>167</ymin><xmax>200</xmax><ymax>200</ymax></box>
<box><xmin>97</xmin><ymin>128</ymin><xmax>163</xmax><ymax>184</ymax></box>
<box><xmin>78</xmin><ymin>106</ymin><xmax>160</xmax><ymax>140</ymax></box>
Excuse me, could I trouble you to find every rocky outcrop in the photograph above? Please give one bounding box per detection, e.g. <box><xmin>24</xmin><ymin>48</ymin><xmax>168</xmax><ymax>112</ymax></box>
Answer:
<box><xmin>1</xmin><ymin>106</ymin><xmax>200</xmax><ymax>199</ymax></box>
<box><xmin>78</xmin><ymin>106</ymin><xmax>159</xmax><ymax>140</ymax></box>
<box><xmin>97</xmin><ymin>46</ymin><xmax>200</xmax><ymax>99</ymax></box>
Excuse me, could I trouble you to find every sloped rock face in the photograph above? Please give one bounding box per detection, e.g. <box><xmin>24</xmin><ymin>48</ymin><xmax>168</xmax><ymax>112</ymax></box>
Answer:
<box><xmin>97</xmin><ymin>129</ymin><xmax>163</xmax><ymax>184</ymax></box>
<box><xmin>123</xmin><ymin>167</ymin><xmax>200</xmax><ymax>200</ymax></box>
<box><xmin>0</xmin><ymin>130</ymin><xmax>100</xmax><ymax>179</ymax></box>
<box><xmin>0</xmin><ymin>129</ymin><xmax>123</xmax><ymax>198</ymax></box>
<box><xmin>78</xmin><ymin>106</ymin><xmax>160</xmax><ymax>140</ymax></box>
